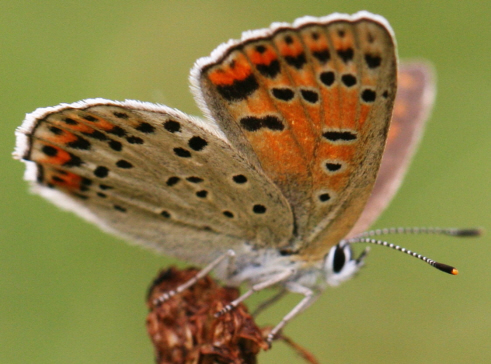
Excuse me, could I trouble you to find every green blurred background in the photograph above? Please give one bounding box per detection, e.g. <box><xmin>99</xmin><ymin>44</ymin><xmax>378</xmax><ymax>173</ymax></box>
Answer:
<box><xmin>1</xmin><ymin>1</ymin><xmax>490</xmax><ymax>363</ymax></box>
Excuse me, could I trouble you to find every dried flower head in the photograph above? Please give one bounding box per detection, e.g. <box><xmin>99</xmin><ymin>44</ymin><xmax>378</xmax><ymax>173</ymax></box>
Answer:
<box><xmin>146</xmin><ymin>267</ymin><xmax>268</xmax><ymax>364</ymax></box>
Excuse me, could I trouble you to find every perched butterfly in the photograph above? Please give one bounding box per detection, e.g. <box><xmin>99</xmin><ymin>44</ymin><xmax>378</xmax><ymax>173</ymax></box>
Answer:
<box><xmin>14</xmin><ymin>11</ymin><xmax>480</xmax><ymax>344</ymax></box>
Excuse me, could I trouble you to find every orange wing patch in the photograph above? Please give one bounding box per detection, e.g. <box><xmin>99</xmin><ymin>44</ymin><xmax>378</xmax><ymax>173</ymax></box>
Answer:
<box><xmin>21</xmin><ymin>105</ymin><xmax>155</xmax><ymax>195</ymax></box>
<box><xmin>198</xmin><ymin>17</ymin><xmax>396</xmax><ymax>256</ymax></box>
<box><xmin>208</xmin><ymin>53</ymin><xmax>259</xmax><ymax>102</ymax></box>
<box><xmin>30</xmin><ymin>141</ymin><xmax>82</xmax><ymax>167</ymax></box>
<box><xmin>43</xmin><ymin>167</ymin><xmax>88</xmax><ymax>194</ymax></box>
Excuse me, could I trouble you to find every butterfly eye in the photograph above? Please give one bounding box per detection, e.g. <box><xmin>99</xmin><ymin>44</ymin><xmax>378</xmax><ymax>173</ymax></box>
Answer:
<box><xmin>324</xmin><ymin>243</ymin><xmax>361</xmax><ymax>286</ymax></box>
<box><xmin>332</xmin><ymin>245</ymin><xmax>346</xmax><ymax>273</ymax></box>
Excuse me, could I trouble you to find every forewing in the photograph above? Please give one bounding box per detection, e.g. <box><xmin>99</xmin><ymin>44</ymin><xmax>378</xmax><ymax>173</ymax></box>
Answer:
<box><xmin>348</xmin><ymin>62</ymin><xmax>435</xmax><ymax>237</ymax></box>
<box><xmin>14</xmin><ymin>99</ymin><xmax>293</xmax><ymax>263</ymax></box>
<box><xmin>193</xmin><ymin>12</ymin><xmax>397</xmax><ymax>258</ymax></box>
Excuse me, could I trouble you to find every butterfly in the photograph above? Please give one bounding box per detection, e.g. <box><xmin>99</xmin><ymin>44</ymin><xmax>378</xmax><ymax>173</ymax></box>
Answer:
<box><xmin>14</xmin><ymin>11</ymin><xmax>478</xmax><ymax>344</ymax></box>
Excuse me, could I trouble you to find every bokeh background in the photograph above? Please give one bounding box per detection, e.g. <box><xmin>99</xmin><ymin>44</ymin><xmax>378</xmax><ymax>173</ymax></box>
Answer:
<box><xmin>1</xmin><ymin>1</ymin><xmax>490</xmax><ymax>363</ymax></box>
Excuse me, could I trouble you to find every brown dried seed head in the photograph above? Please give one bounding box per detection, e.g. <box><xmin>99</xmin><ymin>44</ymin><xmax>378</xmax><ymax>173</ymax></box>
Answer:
<box><xmin>146</xmin><ymin>267</ymin><xmax>268</xmax><ymax>364</ymax></box>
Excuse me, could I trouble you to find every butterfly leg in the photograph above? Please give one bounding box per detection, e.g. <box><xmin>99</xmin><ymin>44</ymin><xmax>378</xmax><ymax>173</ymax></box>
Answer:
<box><xmin>216</xmin><ymin>268</ymin><xmax>295</xmax><ymax>316</ymax></box>
<box><xmin>153</xmin><ymin>249</ymin><xmax>236</xmax><ymax>306</ymax></box>
<box><xmin>267</xmin><ymin>282</ymin><xmax>318</xmax><ymax>345</ymax></box>
<box><xmin>252</xmin><ymin>288</ymin><xmax>288</xmax><ymax>317</ymax></box>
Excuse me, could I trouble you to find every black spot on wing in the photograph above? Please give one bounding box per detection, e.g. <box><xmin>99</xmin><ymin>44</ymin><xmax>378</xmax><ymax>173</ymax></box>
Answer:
<box><xmin>223</xmin><ymin>211</ymin><xmax>234</xmax><ymax>218</ymax></box>
<box><xmin>222</xmin><ymin>210</ymin><xmax>234</xmax><ymax>219</ymax></box>
<box><xmin>337</xmin><ymin>48</ymin><xmax>354</xmax><ymax>63</ymax></box>
<box><xmin>196</xmin><ymin>190</ymin><xmax>208</xmax><ymax>198</ymax></box>
<box><xmin>116</xmin><ymin>160</ymin><xmax>133</xmax><ymax>169</ymax></box>
<box><xmin>67</xmin><ymin>135</ymin><xmax>91</xmax><ymax>150</ymax></box>
<box><xmin>188</xmin><ymin>136</ymin><xmax>208</xmax><ymax>151</ymax></box>
<box><xmin>252</xmin><ymin>204</ymin><xmax>266</xmax><ymax>214</ymax></box>
<box><xmin>135</xmin><ymin>122</ymin><xmax>155</xmax><ymax>133</ymax></box>
<box><xmin>361</xmin><ymin>89</ymin><xmax>376</xmax><ymax>103</ymax></box>
<box><xmin>300</xmin><ymin>89</ymin><xmax>319</xmax><ymax>103</ymax></box>
<box><xmin>272</xmin><ymin>88</ymin><xmax>295</xmax><ymax>101</ymax></box>
<box><xmin>160</xmin><ymin>210</ymin><xmax>171</xmax><ymax>218</ymax></box>
<box><xmin>255</xmin><ymin>45</ymin><xmax>266</xmax><ymax>53</ymax></box>
<box><xmin>173</xmin><ymin>148</ymin><xmax>191</xmax><ymax>158</ymax></box>
<box><xmin>186</xmin><ymin>176</ymin><xmax>203</xmax><ymax>183</ymax></box>
<box><xmin>240</xmin><ymin>115</ymin><xmax>284</xmax><ymax>132</ymax></box>
<box><xmin>113</xmin><ymin>205</ymin><xmax>126</xmax><ymax>212</ymax></box>
<box><xmin>163</xmin><ymin>120</ymin><xmax>181</xmax><ymax>133</ymax></box>
<box><xmin>108</xmin><ymin>140</ymin><xmax>122</xmax><ymax>151</ymax></box>
<box><xmin>215</xmin><ymin>74</ymin><xmax>259</xmax><ymax>102</ymax></box>
<box><xmin>166</xmin><ymin>176</ymin><xmax>180</xmax><ymax>186</ymax></box>
<box><xmin>320</xmin><ymin>71</ymin><xmax>335</xmax><ymax>87</ymax></box>
<box><xmin>284</xmin><ymin>53</ymin><xmax>307</xmax><ymax>69</ymax></box>
<box><xmin>49</xmin><ymin>126</ymin><xmax>63</xmax><ymax>135</ymax></box>
<box><xmin>94</xmin><ymin>166</ymin><xmax>109</xmax><ymax>178</ymax></box>
<box><xmin>107</xmin><ymin>126</ymin><xmax>126</xmax><ymax>137</ymax></box>
<box><xmin>64</xmin><ymin>153</ymin><xmax>82</xmax><ymax>167</ymax></box>
<box><xmin>82</xmin><ymin>129</ymin><xmax>107</xmax><ymax>141</ymax></box>
<box><xmin>365</xmin><ymin>54</ymin><xmax>382</xmax><ymax>69</ymax></box>
<box><xmin>323</xmin><ymin>131</ymin><xmax>357</xmax><ymax>142</ymax></box>
<box><xmin>325</xmin><ymin>163</ymin><xmax>342</xmax><ymax>172</ymax></box>
<box><xmin>126</xmin><ymin>136</ymin><xmax>143</xmax><ymax>144</ymax></box>
<box><xmin>82</xmin><ymin>114</ymin><xmax>98</xmax><ymax>122</ymax></box>
<box><xmin>262</xmin><ymin>116</ymin><xmax>284</xmax><ymax>131</ymax></box>
<box><xmin>42</xmin><ymin>145</ymin><xmax>57</xmax><ymax>157</ymax></box>
<box><xmin>319</xmin><ymin>193</ymin><xmax>331</xmax><ymax>202</ymax></box>
<box><xmin>63</xmin><ymin>117</ymin><xmax>78</xmax><ymax>125</ymax></box>
<box><xmin>341</xmin><ymin>74</ymin><xmax>357</xmax><ymax>87</ymax></box>
<box><xmin>232</xmin><ymin>174</ymin><xmax>247</xmax><ymax>184</ymax></box>
<box><xmin>312</xmin><ymin>49</ymin><xmax>330</xmax><ymax>64</ymax></box>
<box><xmin>240</xmin><ymin>117</ymin><xmax>261</xmax><ymax>132</ymax></box>
<box><xmin>113</xmin><ymin>111</ymin><xmax>129</xmax><ymax>119</ymax></box>
<box><xmin>256</xmin><ymin>60</ymin><xmax>281</xmax><ymax>78</ymax></box>
<box><xmin>284</xmin><ymin>35</ymin><xmax>293</xmax><ymax>44</ymax></box>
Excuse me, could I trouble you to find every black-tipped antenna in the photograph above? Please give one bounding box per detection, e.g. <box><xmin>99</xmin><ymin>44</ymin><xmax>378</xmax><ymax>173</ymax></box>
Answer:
<box><xmin>346</xmin><ymin>237</ymin><xmax>459</xmax><ymax>275</ymax></box>
<box><xmin>354</xmin><ymin>227</ymin><xmax>483</xmax><ymax>238</ymax></box>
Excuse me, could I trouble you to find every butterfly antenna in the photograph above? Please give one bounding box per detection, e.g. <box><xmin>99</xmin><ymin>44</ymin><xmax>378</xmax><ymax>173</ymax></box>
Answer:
<box><xmin>346</xmin><ymin>237</ymin><xmax>460</xmax><ymax>275</ymax></box>
<box><xmin>353</xmin><ymin>226</ymin><xmax>483</xmax><ymax>238</ymax></box>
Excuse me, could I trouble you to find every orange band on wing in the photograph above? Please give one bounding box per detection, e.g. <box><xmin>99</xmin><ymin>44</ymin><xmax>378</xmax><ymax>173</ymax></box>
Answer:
<box><xmin>208</xmin><ymin>54</ymin><xmax>253</xmax><ymax>86</ymax></box>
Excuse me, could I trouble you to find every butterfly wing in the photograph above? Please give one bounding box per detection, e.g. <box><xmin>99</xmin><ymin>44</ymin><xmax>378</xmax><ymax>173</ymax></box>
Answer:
<box><xmin>14</xmin><ymin>99</ymin><xmax>293</xmax><ymax>263</ymax></box>
<box><xmin>193</xmin><ymin>12</ymin><xmax>397</xmax><ymax>259</ymax></box>
<box><xmin>348</xmin><ymin>62</ymin><xmax>435</xmax><ymax>237</ymax></box>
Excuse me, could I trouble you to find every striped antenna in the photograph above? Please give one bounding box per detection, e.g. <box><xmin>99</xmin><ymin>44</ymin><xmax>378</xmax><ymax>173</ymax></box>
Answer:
<box><xmin>347</xmin><ymin>227</ymin><xmax>482</xmax><ymax>275</ymax></box>
<box><xmin>346</xmin><ymin>237</ymin><xmax>459</xmax><ymax>275</ymax></box>
<box><xmin>353</xmin><ymin>227</ymin><xmax>483</xmax><ymax>238</ymax></box>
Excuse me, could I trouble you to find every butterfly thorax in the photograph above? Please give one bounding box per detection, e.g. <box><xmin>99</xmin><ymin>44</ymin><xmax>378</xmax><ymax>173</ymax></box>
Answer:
<box><xmin>215</xmin><ymin>247</ymin><xmax>322</xmax><ymax>288</ymax></box>
<box><xmin>214</xmin><ymin>242</ymin><xmax>361</xmax><ymax>289</ymax></box>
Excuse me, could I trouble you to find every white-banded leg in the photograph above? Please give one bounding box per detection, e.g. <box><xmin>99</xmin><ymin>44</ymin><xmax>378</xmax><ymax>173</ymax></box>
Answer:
<box><xmin>215</xmin><ymin>269</ymin><xmax>295</xmax><ymax>317</ymax></box>
<box><xmin>152</xmin><ymin>249</ymin><xmax>236</xmax><ymax>306</ymax></box>
<box><xmin>252</xmin><ymin>288</ymin><xmax>288</xmax><ymax>317</ymax></box>
<box><xmin>267</xmin><ymin>282</ymin><xmax>318</xmax><ymax>344</ymax></box>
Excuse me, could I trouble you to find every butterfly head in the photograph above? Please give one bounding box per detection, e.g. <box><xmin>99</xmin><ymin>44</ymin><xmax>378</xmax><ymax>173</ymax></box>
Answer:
<box><xmin>323</xmin><ymin>242</ymin><xmax>368</xmax><ymax>286</ymax></box>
